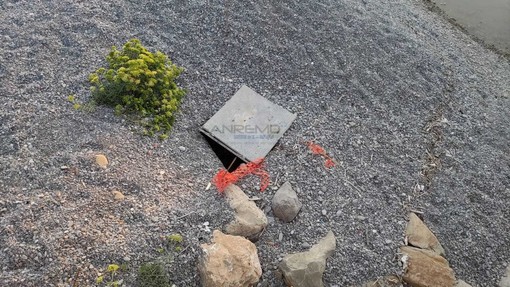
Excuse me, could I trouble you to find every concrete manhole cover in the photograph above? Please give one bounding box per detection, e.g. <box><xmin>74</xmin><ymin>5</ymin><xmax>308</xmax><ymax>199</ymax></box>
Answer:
<box><xmin>201</xmin><ymin>85</ymin><xmax>296</xmax><ymax>169</ymax></box>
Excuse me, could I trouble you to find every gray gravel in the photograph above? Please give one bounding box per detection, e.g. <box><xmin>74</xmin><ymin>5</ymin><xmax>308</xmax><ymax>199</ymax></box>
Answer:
<box><xmin>1</xmin><ymin>0</ymin><xmax>509</xmax><ymax>286</ymax></box>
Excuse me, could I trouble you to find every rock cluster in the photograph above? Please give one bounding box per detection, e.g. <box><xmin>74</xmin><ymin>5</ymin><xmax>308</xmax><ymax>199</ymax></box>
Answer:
<box><xmin>401</xmin><ymin>213</ymin><xmax>472</xmax><ymax>287</ymax></box>
<box><xmin>356</xmin><ymin>213</ymin><xmax>476</xmax><ymax>287</ymax></box>
<box><xmin>196</xmin><ymin>183</ymin><xmax>335</xmax><ymax>287</ymax></box>
<box><xmin>91</xmin><ymin>154</ymin><xmax>492</xmax><ymax>287</ymax></box>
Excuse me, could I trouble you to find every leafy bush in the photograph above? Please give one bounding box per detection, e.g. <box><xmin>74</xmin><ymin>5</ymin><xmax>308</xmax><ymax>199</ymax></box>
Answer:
<box><xmin>89</xmin><ymin>39</ymin><xmax>185</xmax><ymax>139</ymax></box>
<box><xmin>137</xmin><ymin>262</ymin><xmax>171</xmax><ymax>287</ymax></box>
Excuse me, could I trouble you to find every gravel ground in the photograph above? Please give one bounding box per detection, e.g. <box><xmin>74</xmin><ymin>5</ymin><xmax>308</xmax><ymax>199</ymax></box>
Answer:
<box><xmin>1</xmin><ymin>0</ymin><xmax>509</xmax><ymax>286</ymax></box>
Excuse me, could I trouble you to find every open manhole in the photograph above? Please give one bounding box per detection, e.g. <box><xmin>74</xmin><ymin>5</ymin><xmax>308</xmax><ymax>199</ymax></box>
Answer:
<box><xmin>201</xmin><ymin>85</ymin><xmax>296</xmax><ymax>171</ymax></box>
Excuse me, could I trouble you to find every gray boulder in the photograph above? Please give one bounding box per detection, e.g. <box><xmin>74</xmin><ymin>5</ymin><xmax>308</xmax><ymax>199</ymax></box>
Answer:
<box><xmin>279</xmin><ymin>230</ymin><xmax>336</xmax><ymax>287</ymax></box>
<box><xmin>272</xmin><ymin>182</ymin><xmax>302</xmax><ymax>222</ymax></box>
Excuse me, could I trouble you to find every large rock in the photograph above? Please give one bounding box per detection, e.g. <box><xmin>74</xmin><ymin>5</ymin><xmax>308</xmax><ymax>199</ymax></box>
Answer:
<box><xmin>405</xmin><ymin>213</ymin><xmax>445</xmax><ymax>256</ymax></box>
<box><xmin>400</xmin><ymin>246</ymin><xmax>455</xmax><ymax>287</ymax></box>
<box><xmin>499</xmin><ymin>265</ymin><xmax>510</xmax><ymax>287</ymax></box>
<box><xmin>198</xmin><ymin>230</ymin><xmax>262</xmax><ymax>287</ymax></box>
<box><xmin>224</xmin><ymin>184</ymin><xmax>268</xmax><ymax>241</ymax></box>
<box><xmin>279</xmin><ymin>230</ymin><xmax>336</xmax><ymax>287</ymax></box>
<box><xmin>272</xmin><ymin>181</ymin><xmax>302</xmax><ymax>222</ymax></box>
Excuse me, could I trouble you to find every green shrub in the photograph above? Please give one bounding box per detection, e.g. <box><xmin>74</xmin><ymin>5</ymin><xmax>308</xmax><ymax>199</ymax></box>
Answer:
<box><xmin>137</xmin><ymin>262</ymin><xmax>171</xmax><ymax>287</ymax></box>
<box><xmin>166</xmin><ymin>233</ymin><xmax>183</xmax><ymax>244</ymax></box>
<box><xmin>96</xmin><ymin>263</ymin><xmax>124</xmax><ymax>287</ymax></box>
<box><xmin>89</xmin><ymin>39</ymin><xmax>185</xmax><ymax>139</ymax></box>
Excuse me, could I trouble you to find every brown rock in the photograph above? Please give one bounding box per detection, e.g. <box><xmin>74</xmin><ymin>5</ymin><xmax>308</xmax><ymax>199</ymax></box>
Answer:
<box><xmin>112</xmin><ymin>190</ymin><xmax>125</xmax><ymax>200</ymax></box>
<box><xmin>401</xmin><ymin>246</ymin><xmax>455</xmax><ymax>287</ymax></box>
<box><xmin>198</xmin><ymin>230</ymin><xmax>262</xmax><ymax>287</ymax></box>
<box><xmin>406</xmin><ymin>213</ymin><xmax>445</xmax><ymax>256</ymax></box>
<box><xmin>95</xmin><ymin>154</ymin><xmax>108</xmax><ymax>168</ymax></box>
<box><xmin>224</xmin><ymin>184</ymin><xmax>268</xmax><ymax>241</ymax></box>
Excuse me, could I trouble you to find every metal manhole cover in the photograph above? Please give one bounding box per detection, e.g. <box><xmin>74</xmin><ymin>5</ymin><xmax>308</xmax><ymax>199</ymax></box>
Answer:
<box><xmin>201</xmin><ymin>85</ymin><xmax>296</xmax><ymax>163</ymax></box>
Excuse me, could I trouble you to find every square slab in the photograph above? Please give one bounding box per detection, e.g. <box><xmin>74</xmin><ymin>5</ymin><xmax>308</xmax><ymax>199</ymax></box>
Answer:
<box><xmin>201</xmin><ymin>85</ymin><xmax>296</xmax><ymax>163</ymax></box>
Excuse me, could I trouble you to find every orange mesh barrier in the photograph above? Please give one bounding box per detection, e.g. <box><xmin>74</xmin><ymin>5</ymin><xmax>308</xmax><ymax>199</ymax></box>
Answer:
<box><xmin>307</xmin><ymin>141</ymin><xmax>336</xmax><ymax>168</ymax></box>
<box><xmin>212</xmin><ymin>158</ymin><xmax>270</xmax><ymax>192</ymax></box>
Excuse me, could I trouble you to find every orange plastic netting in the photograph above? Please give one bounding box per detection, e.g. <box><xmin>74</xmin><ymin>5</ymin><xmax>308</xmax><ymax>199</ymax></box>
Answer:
<box><xmin>307</xmin><ymin>141</ymin><xmax>336</xmax><ymax>168</ymax></box>
<box><xmin>212</xmin><ymin>158</ymin><xmax>270</xmax><ymax>192</ymax></box>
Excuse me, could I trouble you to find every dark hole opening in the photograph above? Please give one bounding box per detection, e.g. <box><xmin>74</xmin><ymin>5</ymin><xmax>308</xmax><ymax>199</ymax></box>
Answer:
<box><xmin>201</xmin><ymin>132</ymin><xmax>244</xmax><ymax>172</ymax></box>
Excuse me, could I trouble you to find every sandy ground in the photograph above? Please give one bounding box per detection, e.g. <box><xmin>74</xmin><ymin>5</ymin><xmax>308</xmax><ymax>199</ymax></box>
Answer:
<box><xmin>1</xmin><ymin>0</ymin><xmax>509</xmax><ymax>286</ymax></box>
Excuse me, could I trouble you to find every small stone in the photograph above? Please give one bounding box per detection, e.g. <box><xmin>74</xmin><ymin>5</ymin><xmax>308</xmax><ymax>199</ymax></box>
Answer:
<box><xmin>95</xmin><ymin>154</ymin><xmax>109</xmax><ymax>168</ymax></box>
<box><xmin>405</xmin><ymin>213</ymin><xmax>445</xmax><ymax>256</ymax></box>
<box><xmin>321</xmin><ymin>209</ymin><xmax>327</xmax><ymax>216</ymax></box>
<box><xmin>112</xmin><ymin>190</ymin><xmax>125</xmax><ymax>200</ymax></box>
<box><xmin>301</xmin><ymin>242</ymin><xmax>311</xmax><ymax>249</ymax></box>
<box><xmin>278</xmin><ymin>232</ymin><xmax>283</xmax><ymax>241</ymax></box>
<box><xmin>272</xmin><ymin>182</ymin><xmax>302</xmax><ymax>222</ymax></box>
<box><xmin>178</xmin><ymin>146</ymin><xmax>186</xmax><ymax>151</ymax></box>
<box><xmin>198</xmin><ymin>230</ymin><xmax>262</xmax><ymax>287</ymax></box>
<box><xmin>279</xmin><ymin>231</ymin><xmax>336</xmax><ymax>287</ymax></box>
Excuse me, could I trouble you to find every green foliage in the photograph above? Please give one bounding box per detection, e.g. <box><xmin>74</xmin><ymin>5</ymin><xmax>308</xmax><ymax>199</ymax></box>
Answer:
<box><xmin>137</xmin><ymin>262</ymin><xmax>171</xmax><ymax>287</ymax></box>
<box><xmin>67</xmin><ymin>94</ymin><xmax>96</xmax><ymax>112</ymax></box>
<box><xmin>166</xmin><ymin>233</ymin><xmax>183</xmax><ymax>244</ymax></box>
<box><xmin>89</xmin><ymin>38</ymin><xmax>185</xmax><ymax>138</ymax></box>
<box><xmin>166</xmin><ymin>233</ymin><xmax>184</xmax><ymax>252</ymax></box>
<box><xmin>107</xmin><ymin>264</ymin><xmax>120</xmax><ymax>273</ymax></box>
<box><xmin>96</xmin><ymin>263</ymin><xmax>124</xmax><ymax>287</ymax></box>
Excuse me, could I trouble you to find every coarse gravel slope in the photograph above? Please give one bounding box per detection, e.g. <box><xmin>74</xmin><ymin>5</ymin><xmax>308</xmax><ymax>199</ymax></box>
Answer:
<box><xmin>0</xmin><ymin>0</ymin><xmax>509</xmax><ymax>286</ymax></box>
